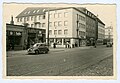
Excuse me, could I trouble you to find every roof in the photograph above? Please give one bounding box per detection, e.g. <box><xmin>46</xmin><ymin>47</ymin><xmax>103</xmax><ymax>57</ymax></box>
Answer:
<box><xmin>16</xmin><ymin>7</ymin><xmax>69</xmax><ymax>18</ymax></box>
<box><xmin>16</xmin><ymin>7</ymin><xmax>84</xmax><ymax>18</ymax></box>
<box><xmin>16</xmin><ymin>7</ymin><xmax>105</xmax><ymax>25</ymax></box>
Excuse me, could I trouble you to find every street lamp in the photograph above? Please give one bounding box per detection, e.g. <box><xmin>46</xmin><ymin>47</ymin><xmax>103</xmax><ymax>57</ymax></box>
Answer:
<box><xmin>43</xmin><ymin>9</ymin><xmax>50</xmax><ymax>48</ymax></box>
<box><xmin>76</xmin><ymin>14</ymin><xmax>79</xmax><ymax>47</ymax></box>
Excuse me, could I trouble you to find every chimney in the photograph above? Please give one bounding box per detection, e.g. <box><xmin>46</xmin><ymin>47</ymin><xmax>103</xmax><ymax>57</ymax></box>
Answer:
<box><xmin>10</xmin><ymin>15</ymin><xmax>14</xmax><ymax>25</ymax></box>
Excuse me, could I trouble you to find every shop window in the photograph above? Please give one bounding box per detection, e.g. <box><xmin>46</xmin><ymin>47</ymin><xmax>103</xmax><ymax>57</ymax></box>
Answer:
<box><xmin>64</xmin><ymin>39</ymin><xmax>70</xmax><ymax>44</ymax></box>
<box><xmin>56</xmin><ymin>38</ymin><xmax>62</xmax><ymax>45</ymax></box>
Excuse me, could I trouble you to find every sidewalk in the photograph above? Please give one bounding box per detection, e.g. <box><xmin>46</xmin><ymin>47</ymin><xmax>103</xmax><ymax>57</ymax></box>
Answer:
<box><xmin>7</xmin><ymin>46</ymin><xmax>92</xmax><ymax>56</ymax></box>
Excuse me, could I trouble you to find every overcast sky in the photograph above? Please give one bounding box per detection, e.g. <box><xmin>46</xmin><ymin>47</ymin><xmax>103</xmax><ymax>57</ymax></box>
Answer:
<box><xmin>3</xmin><ymin>3</ymin><xmax>116</xmax><ymax>28</ymax></box>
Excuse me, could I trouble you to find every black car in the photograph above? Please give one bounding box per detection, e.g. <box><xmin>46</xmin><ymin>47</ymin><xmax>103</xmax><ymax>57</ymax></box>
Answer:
<box><xmin>106</xmin><ymin>42</ymin><xmax>113</xmax><ymax>47</ymax></box>
<box><xmin>27</xmin><ymin>43</ymin><xmax>49</xmax><ymax>54</ymax></box>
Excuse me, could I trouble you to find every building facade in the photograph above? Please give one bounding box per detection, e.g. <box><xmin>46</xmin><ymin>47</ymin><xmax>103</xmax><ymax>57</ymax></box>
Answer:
<box><xmin>97</xmin><ymin>20</ymin><xmax>105</xmax><ymax>44</ymax></box>
<box><xmin>6</xmin><ymin>23</ymin><xmax>46</xmax><ymax>51</ymax></box>
<box><xmin>105</xmin><ymin>26</ymin><xmax>113</xmax><ymax>42</ymax></box>
<box><xmin>16</xmin><ymin>7</ymin><xmax>105</xmax><ymax>47</ymax></box>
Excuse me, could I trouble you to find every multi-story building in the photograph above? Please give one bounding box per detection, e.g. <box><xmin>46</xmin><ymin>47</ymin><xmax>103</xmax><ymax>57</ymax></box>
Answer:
<box><xmin>6</xmin><ymin>16</ymin><xmax>46</xmax><ymax>51</ymax></box>
<box><xmin>105</xmin><ymin>26</ymin><xmax>113</xmax><ymax>40</ymax></box>
<box><xmin>16</xmin><ymin>7</ymin><xmax>105</xmax><ymax>47</ymax></box>
<box><xmin>97</xmin><ymin>19</ymin><xmax>105</xmax><ymax>44</ymax></box>
<box><xmin>16</xmin><ymin>7</ymin><xmax>86</xmax><ymax>47</ymax></box>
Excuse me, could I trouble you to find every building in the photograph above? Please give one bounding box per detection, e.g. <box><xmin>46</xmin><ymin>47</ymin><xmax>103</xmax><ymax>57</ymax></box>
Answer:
<box><xmin>79</xmin><ymin>8</ymin><xmax>105</xmax><ymax>45</ymax></box>
<box><xmin>16</xmin><ymin>7</ymin><xmax>105</xmax><ymax>47</ymax></box>
<box><xmin>97</xmin><ymin>18</ymin><xmax>105</xmax><ymax>44</ymax></box>
<box><xmin>105</xmin><ymin>26</ymin><xmax>113</xmax><ymax>42</ymax></box>
<box><xmin>6</xmin><ymin>16</ymin><xmax>46</xmax><ymax>51</ymax></box>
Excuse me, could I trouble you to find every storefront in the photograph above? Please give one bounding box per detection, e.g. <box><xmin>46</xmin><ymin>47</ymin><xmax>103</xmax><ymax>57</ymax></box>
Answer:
<box><xmin>6</xmin><ymin>24</ymin><xmax>46</xmax><ymax>51</ymax></box>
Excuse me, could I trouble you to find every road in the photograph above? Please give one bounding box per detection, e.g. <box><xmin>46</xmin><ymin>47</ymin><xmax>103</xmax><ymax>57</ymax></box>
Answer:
<box><xmin>7</xmin><ymin>46</ymin><xmax>113</xmax><ymax>76</ymax></box>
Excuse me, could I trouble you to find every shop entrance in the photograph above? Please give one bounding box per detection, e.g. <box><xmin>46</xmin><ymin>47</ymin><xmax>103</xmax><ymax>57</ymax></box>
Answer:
<box><xmin>7</xmin><ymin>36</ymin><xmax>22</xmax><ymax>50</ymax></box>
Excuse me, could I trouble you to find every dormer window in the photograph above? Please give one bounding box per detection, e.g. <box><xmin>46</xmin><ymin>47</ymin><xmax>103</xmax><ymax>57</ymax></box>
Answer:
<box><xmin>24</xmin><ymin>12</ymin><xmax>27</xmax><ymax>14</ymax></box>
<box><xmin>27</xmin><ymin>11</ymin><xmax>30</xmax><ymax>14</ymax></box>
<box><xmin>37</xmin><ymin>10</ymin><xmax>40</xmax><ymax>13</ymax></box>
<box><xmin>33</xmin><ymin>10</ymin><xmax>36</xmax><ymax>13</ymax></box>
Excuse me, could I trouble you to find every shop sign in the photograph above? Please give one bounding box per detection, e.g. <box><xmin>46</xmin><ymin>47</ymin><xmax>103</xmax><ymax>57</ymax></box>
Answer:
<box><xmin>16</xmin><ymin>32</ymin><xmax>22</xmax><ymax>36</ymax></box>
<box><xmin>10</xmin><ymin>31</ymin><xmax>13</xmax><ymax>35</ymax></box>
<box><xmin>8</xmin><ymin>31</ymin><xmax>22</xmax><ymax>36</ymax></box>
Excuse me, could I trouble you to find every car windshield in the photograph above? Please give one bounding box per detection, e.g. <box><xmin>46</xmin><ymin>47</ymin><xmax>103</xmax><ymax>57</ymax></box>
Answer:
<box><xmin>33</xmin><ymin>44</ymin><xmax>40</xmax><ymax>47</ymax></box>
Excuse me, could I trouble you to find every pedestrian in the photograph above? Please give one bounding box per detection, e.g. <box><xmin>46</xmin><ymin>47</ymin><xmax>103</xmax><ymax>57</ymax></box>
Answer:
<box><xmin>53</xmin><ymin>43</ymin><xmax>56</xmax><ymax>48</ymax></box>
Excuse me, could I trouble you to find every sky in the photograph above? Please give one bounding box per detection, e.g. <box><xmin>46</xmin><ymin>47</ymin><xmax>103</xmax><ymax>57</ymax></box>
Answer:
<box><xmin>3</xmin><ymin>3</ymin><xmax>116</xmax><ymax>28</ymax></box>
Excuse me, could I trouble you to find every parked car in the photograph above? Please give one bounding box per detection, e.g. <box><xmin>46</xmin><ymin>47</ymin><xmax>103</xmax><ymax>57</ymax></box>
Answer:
<box><xmin>106</xmin><ymin>42</ymin><xmax>113</xmax><ymax>47</ymax></box>
<box><xmin>27</xmin><ymin>43</ymin><xmax>49</xmax><ymax>54</ymax></box>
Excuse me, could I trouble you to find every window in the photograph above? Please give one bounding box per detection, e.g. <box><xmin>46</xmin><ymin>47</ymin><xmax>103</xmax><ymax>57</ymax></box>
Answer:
<box><xmin>54</xmin><ymin>30</ymin><xmax>57</xmax><ymax>35</ymax></box>
<box><xmin>43</xmin><ymin>15</ymin><xmax>45</xmax><ymax>19</ymax></box>
<box><xmin>49</xmin><ymin>30</ymin><xmax>52</xmax><ymax>35</ymax></box>
<box><xmin>64</xmin><ymin>21</ymin><xmax>68</xmax><ymax>26</ymax></box>
<box><xmin>39</xmin><ymin>15</ymin><xmax>41</xmax><ymax>20</ymax></box>
<box><xmin>17</xmin><ymin>18</ymin><xmax>19</xmax><ymax>22</ymax></box>
<box><xmin>27</xmin><ymin>17</ymin><xmax>29</xmax><ymax>21</ymax></box>
<box><xmin>33</xmin><ymin>10</ymin><xmax>36</xmax><ymax>13</ymax></box>
<box><xmin>31</xmin><ymin>16</ymin><xmax>33</xmax><ymax>21</ymax></box>
<box><xmin>34</xmin><ymin>16</ymin><xmax>37</xmax><ymax>21</ymax></box>
<box><xmin>64</xmin><ymin>29</ymin><xmax>68</xmax><ymax>35</ymax></box>
<box><xmin>58</xmin><ymin>21</ymin><xmax>62</xmax><ymax>26</ymax></box>
<box><xmin>54</xmin><ymin>13</ymin><xmax>57</xmax><ymax>18</ymax></box>
<box><xmin>42</xmin><ymin>23</ymin><xmax>45</xmax><ymax>27</ymax></box>
<box><xmin>54</xmin><ymin>21</ymin><xmax>57</xmax><ymax>26</ymax></box>
<box><xmin>20</xmin><ymin>18</ymin><xmax>22</xmax><ymax>22</ymax></box>
<box><xmin>58</xmin><ymin>13</ymin><xmax>62</xmax><ymax>18</ymax></box>
<box><xmin>35</xmin><ymin>24</ymin><xmax>37</xmax><ymax>28</ymax></box>
<box><xmin>28</xmin><ymin>11</ymin><xmax>30</xmax><ymax>14</ymax></box>
<box><xmin>49</xmin><ymin>22</ymin><xmax>52</xmax><ymax>27</ymax></box>
<box><xmin>24</xmin><ymin>17</ymin><xmax>26</xmax><ymax>22</ymax></box>
<box><xmin>31</xmin><ymin>24</ymin><xmax>34</xmax><ymax>27</ymax></box>
<box><xmin>39</xmin><ymin>23</ymin><xmax>41</xmax><ymax>27</ymax></box>
<box><xmin>49</xmin><ymin>13</ymin><xmax>52</xmax><ymax>18</ymax></box>
<box><xmin>37</xmin><ymin>10</ymin><xmax>40</xmax><ymax>13</ymax></box>
<box><xmin>64</xmin><ymin>12</ymin><xmax>68</xmax><ymax>17</ymax></box>
<box><xmin>58</xmin><ymin>30</ymin><xmax>62</xmax><ymax>35</ymax></box>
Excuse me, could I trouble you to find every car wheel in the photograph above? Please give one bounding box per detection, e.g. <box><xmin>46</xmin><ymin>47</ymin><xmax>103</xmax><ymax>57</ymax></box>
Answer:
<box><xmin>35</xmin><ymin>50</ymin><xmax>39</xmax><ymax>54</ymax></box>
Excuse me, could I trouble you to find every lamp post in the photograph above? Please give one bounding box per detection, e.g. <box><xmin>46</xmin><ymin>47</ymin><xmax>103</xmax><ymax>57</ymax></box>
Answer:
<box><xmin>76</xmin><ymin>14</ymin><xmax>79</xmax><ymax>47</ymax></box>
<box><xmin>43</xmin><ymin>9</ymin><xmax>50</xmax><ymax>48</ymax></box>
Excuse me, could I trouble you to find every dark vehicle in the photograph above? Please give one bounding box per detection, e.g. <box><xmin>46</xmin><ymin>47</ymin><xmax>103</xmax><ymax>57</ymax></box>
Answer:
<box><xmin>27</xmin><ymin>43</ymin><xmax>49</xmax><ymax>54</ymax></box>
<box><xmin>106</xmin><ymin>42</ymin><xmax>113</xmax><ymax>47</ymax></box>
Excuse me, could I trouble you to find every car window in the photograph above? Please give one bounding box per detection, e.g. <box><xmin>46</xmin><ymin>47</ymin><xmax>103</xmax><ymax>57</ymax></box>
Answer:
<box><xmin>39</xmin><ymin>44</ymin><xmax>45</xmax><ymax>47</ymax></box>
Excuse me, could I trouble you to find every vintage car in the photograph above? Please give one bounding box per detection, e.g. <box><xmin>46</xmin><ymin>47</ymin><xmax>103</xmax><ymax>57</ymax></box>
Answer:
<box><xmin>27</xmin><ymin>43</ymin><xmax>49</xmax><ymax>54</ymax></box>
<box><xmin>106</xmin><ymin>42</ymin><xmax>113</xmax><ymax>47</ymax></box>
